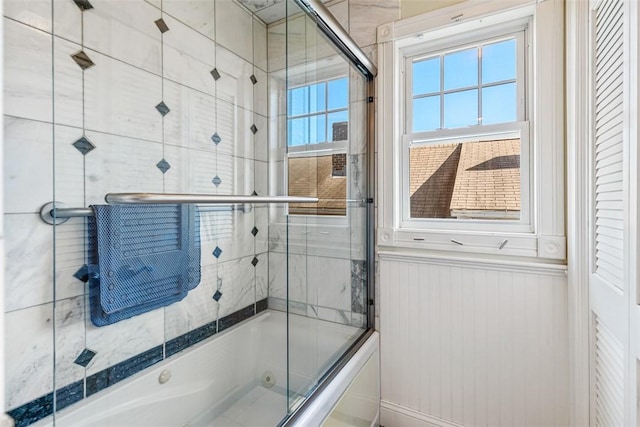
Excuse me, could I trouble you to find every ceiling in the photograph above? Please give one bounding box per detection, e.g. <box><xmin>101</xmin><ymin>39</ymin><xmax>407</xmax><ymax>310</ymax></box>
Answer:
<box><xmin>236</xmin><ymin>0</ymin><xmax>331</xmax><ymax>24</ymax></box>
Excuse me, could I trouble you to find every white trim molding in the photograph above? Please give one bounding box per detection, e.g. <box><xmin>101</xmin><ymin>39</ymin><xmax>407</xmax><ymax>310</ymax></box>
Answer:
<box><xmin>376</xmin><ymin>0</ymin><xmax>566</xmax><ymax>261</ymax></box>
<box><xmin>565</xmin><ymin>0</ymin><xmax>611</xmax><ymax>425</ymax></box>
<box><xmin>379</xmin><ymin>249</ymin><xmax>567</xmax><ymax>276</ymax></box>
<box><xmin>381</xmin><ymin>401</ymin><xmax>463</xmax><ymax>427</ymax></box>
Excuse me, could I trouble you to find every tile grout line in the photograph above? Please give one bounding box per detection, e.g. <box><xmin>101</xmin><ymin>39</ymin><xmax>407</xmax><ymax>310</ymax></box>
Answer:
<box><xmin>79</xmin><ymin>1</ymin><xmax>89</xmax><ymax>406</ymax></box>
<box><xmin>50</xmin><ymin>0</ymin><xmax>59</xmax><ymax>419</ymax></box>
<box><xmin>159</xmin><ymin>0</ymin><xmax>167</xmax><ymax>362</ymax></box>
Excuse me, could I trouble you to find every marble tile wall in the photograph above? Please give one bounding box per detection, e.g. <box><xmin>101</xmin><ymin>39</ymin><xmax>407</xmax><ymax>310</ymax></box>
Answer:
<box><xmin>3</xmin><ymin>0</ymin><xmax>270</xmax><ymax>424</ymax></box>
<box><xmin>265</xmin><ymin>0</ymin><xmax>398</xmax><ymax>328</ymax></box>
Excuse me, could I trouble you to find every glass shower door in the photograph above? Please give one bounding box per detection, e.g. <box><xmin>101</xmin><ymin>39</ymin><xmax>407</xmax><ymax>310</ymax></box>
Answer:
<box><xmin>282</xmin><ymin>0</ymin><xmax>371</xmax><ymax>415</ymax></box>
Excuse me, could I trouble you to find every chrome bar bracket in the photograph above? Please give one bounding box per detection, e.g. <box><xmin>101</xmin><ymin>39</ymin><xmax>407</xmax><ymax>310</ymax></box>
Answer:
<box><xmin>39</xmin><ymin>202</ymin><xmax>93</xmax><ymax>225</ymax></box>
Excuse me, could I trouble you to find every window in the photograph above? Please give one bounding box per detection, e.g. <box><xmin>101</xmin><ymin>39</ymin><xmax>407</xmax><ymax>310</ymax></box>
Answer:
<box><xmin>404</xmin><ymin>31</ymin><xmax>529</xmax><ymax>227</ymax></box>
<box><xmin>377</xmin><ymin>0</ymin><xmax>566</xmax><ymax>259</ymax></box>
<box><xmin>287</xmin><ymin>77</ymin><xmax>349</xmax><ymax>216</ymax></box>
<box><xmin>410</xmin><ymin>37</ymin><xmax>520</xmax><ymax>132</ymax></box>
<box><xmin>287</xmin><ymin>77</ymin><xmax>349</xmax><ymax>146</ymax></box>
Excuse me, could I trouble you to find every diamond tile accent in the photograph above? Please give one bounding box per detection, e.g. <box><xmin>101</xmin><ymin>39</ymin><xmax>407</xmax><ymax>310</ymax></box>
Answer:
<box><xmin>251</xmin><ymin>190</ymin><xmax>258</xmax><ymax>196</ymax></box>
<box><xmin>72</xmin><ymin>0</ymin><xmax>93</xmax><ymax>11</ymax></box>
<box><xmin>73</xmin><ymin>265</ymin><xmax>89</xmax><ymax>282</ymax></box>
<box><xmin>211</xmin><ymin>133</ymin><xmax>222</xmax><ymax>145</ymax></box>
<box><xmin>71</xmin><ymin>51</ymin><xmax>95</xmax><ymax>70</ymax></box>
<box><xmin>250</xmin><ymin>74</ymin><xmax>257</xmax><ymax>85</ymax></box>
<box><xmin>212</xmin><ymin>290</ymin><xmax>222</xmax><ymax>302</ymax></box>
<box><xmin>210</xmin><ymin>68</ymin><xmax>221</xmax><ymax>81</ymax></box>
<box><xmin>155</xmin><ymin>18</ymin><xmax>169</xmax><ymax>33</ymax></box>
<box><xmin>155</xmin><ymin>101</ymin><xmax>170</xmax><ymax>116</ymax></box>
<box><xmin>250</xmin><ymin>124</ymin><xmax>258</xmax><ymax>134</ymax></box>
<box><xmin>156</xmin><ymin>159</ymin><xmax>171</xmax><ymax>174</ymax></box>
<box><xmin>212</xmin><ymin>176</ymin><xmax>222</xmax><ymax>187</ymax></box>
<box><xmin>73</xmin><ymin>136</ymin><xmax>95</xmax><ymax>155</ymax></box>
<box><xmin>251</xmin><ymin>227</ymin><xmax>259</xmax><ymax>236</ymax></box>
<box><xmin>213</xmin><ymin>246</ymin><xmax>222</xmax><ymax>258</ymax></box>
<box><xmin>74</xmin><ymin>349</ymin><xmax>96</xmax><ymax>368</ymax></box>
<box><xmin>251</xmin><ymin>257</ymin><xmax>259</xmax><ymax>267</ymax></box>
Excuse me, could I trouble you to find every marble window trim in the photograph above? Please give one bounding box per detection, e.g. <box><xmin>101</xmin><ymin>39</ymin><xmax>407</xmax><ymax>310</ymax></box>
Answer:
<box><xmin>6</xmin><ymin>299</ymin><xmax>268</xmax><ymax>427</ymax></box>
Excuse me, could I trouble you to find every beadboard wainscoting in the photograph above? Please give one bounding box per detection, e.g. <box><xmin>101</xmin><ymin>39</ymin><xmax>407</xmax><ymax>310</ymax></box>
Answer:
<box><xmin>379</xmin><ymin>252</ymin><xmax>569</xmax><ymax>427</ymax></box>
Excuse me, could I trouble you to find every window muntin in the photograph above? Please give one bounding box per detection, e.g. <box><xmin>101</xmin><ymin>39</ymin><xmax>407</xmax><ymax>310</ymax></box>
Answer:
<box><xmin>286</xmin><ymin>76</ymin><xmax>349</xmax><ymax>217</ymax></box>
<box><xmin>403</xmin><ymin>29</ymin><xmax>529</xmax><ymax>229</ymax></box>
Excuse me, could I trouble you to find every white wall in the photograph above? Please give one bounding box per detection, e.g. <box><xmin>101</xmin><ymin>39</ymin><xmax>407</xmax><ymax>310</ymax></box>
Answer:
<box><xmin>379</xmin><ymin>254</ymin><xmax>569</xmax><ymax>427</ymax></box>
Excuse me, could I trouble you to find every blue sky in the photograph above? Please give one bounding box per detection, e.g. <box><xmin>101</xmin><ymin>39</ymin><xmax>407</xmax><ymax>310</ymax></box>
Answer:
<box><xmin>412</xmin><ymin>38</ymin><xmax>517</xmax><ymax>133</ymax></box>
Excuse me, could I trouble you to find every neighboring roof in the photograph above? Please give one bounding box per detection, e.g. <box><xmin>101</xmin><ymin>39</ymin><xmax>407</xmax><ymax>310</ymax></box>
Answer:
<box><xmin>288</xmin><ymin>154</ymin><xmax>347</xmax><ymax>215</ymax></box>
<box><xmin>409</xmin><ymin>144</ymin><xmax>462</xmax><ymax>218</ymax></box>
<box><xmin>409</xmin><ymin>139</ymin><xmax>521</xmax><ymax>219</ymax></box>
<box><xmin>450</xmin><ymin>139</ymin><xmax>520</xmax><ymax>213</ymax></box>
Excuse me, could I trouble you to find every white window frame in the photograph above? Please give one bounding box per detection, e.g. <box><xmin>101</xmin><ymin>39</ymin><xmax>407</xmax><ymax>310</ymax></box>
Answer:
<box><xmin>376</xmin><ymin>0</ymin><xmax>566</xmax><ymax>260</ymax></box>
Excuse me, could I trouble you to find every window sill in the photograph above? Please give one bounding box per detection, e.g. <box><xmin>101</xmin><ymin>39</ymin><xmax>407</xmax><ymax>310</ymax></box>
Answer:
<box><xmin>377</xmin><ymin>227</ymin><xmax>566</xmax><ymax>260</ymax></box>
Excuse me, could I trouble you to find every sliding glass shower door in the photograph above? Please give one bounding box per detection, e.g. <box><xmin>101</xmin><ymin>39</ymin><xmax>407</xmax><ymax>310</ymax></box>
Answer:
<box><xmin>277</xmin><ymin>0</ymin><xmax>373</xmax><ymax>416</ymax></box>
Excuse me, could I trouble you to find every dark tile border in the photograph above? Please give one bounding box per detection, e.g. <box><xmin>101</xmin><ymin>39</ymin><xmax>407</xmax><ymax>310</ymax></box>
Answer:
<box><xmin>8</xmin><ymin>303</ymin><xmax>265</xmax><ymax>427</ymax></box>
<box><xmin>218</xmin><ymin>304</ymin><xmax>255</xmax><ymax>333</ymax></box>
<box><xmin>165</xmin><ymin>320</ymin><xmax>217</xmax><ymax>358</ymax></box>
<box><xmin>256</xmin><ymin>297</ymin><xmax>268</xmax><ymax>314</ymax></box>
<box><xmin>8</xmin><ymin>392</ymin><xmax>53</xmax><ymax>427</ymax></box>
<box><xmin>86</xmin><ymin>345</ymin><xmax>164</xmax><ymax>397</ymax></box>
<box><xmin>56</xmin><ymin>380</ymin><xmax>85</xmax><ymax>412</ymax></box>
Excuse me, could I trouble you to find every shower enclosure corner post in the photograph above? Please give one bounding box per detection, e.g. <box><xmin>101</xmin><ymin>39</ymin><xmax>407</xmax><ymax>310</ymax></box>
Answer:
<box><xmin>366</xmin><ymin>77</ymin><xmax>377</xmax><ymax>332</ymax></box>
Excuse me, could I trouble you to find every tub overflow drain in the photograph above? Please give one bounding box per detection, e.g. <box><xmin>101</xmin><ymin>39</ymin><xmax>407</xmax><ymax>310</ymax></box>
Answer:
<box><xmin>158</xmin><ymin>369</ymin><xmax>172</xmax><ymax>384</ymax></box>
<box><xmin>262</xmin><ymin>371</ymin><xmax>276</xmax><ymax>388</ymax></box>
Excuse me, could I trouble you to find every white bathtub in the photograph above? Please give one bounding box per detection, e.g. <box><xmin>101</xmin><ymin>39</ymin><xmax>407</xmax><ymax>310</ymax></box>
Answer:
<box><xmin>33</xmin><ymin>310</ymin><xmax>378</xmax><ymax>427</ymax></box>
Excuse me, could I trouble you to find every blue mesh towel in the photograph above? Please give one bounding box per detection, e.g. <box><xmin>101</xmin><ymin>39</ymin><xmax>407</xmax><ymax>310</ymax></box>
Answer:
<box><xmin>87</xmin><ymin>204</ymin><xmax>201</xmax><ymax>327</ymax></box>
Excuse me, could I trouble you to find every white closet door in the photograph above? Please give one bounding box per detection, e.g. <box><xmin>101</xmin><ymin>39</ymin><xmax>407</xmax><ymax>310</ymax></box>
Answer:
<box><xmin>588</xmin><ymin>0</ymin><xmax>631</xmax><ymax>425</ymax></box>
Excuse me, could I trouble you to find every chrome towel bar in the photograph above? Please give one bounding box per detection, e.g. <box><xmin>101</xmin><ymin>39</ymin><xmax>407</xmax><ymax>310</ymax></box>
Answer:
<box><xmin>39</xmin><ymin>194</ymin><xmax>319</xmax><ymax>225</ymax></box>
<box><xmin>104</xmin><ymin>193</ymin><xmax>319</xmax><ymax>205</ymax></box>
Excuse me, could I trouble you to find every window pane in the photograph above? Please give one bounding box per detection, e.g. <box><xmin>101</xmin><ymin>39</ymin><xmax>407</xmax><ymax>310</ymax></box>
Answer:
<box><xmin>482</xmin><ymin>39</ymin><xmax>516</xmax><ymax>84</ymax></box>
<box><xmin>288</xmin><ymin>115</ymin><xmax>326</xmax><ymax>145</ymax></box>
<box><xmin>327</xmin><ymin>110</ymin><xmax>349</xmax><ymax>141</ymax></box>
<box><xmin>444</xmin><ymin>89</ymin><xmax>478</xmax><ymax>128</ymax></box>
<box><xmin>288</xmin><ymin>117</ymin><xmax>308</xmax><ymax>146</ymax></box>
<box><xmin>482</xmin><ymin>83</ymin><xmax>517</xmax><ymax>124</ymax></box>
<box><xmin>288</xmin><ymin>86</ymin><xmax>308</xmax><ymax>116</ymax></box>
<box><xmin>413</xmin><ymin>96</ymin><xmax>440</xmax><ymax>132</ymax></box>
<box><xmin>288</xmin><ymin>155</ymin><xmax>347</xmax><ymax>216</ymax></box>
<box><xmin>328</xmin><ymin>78</ymin><xmax>348</xmax><ymax>110</ymax></box>
<box><xmin>309</xmin><ymin>83</ymin><xmax>326</xmax><ymax>114</ymax></box>
<box><xmin>409</xmin><ymin>138</ymin><xmax>520</xmax><ymax>220</ymax></box>
<box><xmin>444</xmin><ymin>48</ymin><xmax>478</xmax><ymax>90</ymax></box>
<box><xmin>413</xmin><ymin>57</ymin><xmax>440</xmax><ymax>95</ymax></box>
<box><xmin>309</xmin><ymin>114</ymin><xmax>326</xmax><ymax>144</ymax></box>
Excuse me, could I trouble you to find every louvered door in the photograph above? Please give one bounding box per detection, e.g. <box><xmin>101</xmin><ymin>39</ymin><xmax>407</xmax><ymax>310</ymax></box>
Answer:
<box><xmin>593</xmin><ymin>0</ymin><xmax>625</xmax><ymax>292</ymax></box>
<box><xmin>588</xmin><ymin>0</ymin><xmax>630</xmax><ymax>425</ymax></box>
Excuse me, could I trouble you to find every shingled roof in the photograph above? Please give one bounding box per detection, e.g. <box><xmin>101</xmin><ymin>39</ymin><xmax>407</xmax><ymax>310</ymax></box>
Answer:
<box><xmin>410</xmin><ymin>139</ymin><xmax>521</xmax><ymax>219</ymax></box>
<box><xmin>288</xmin><ymin>154</ymin><xmax>347</xmax><ymax>216</ymax></box>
